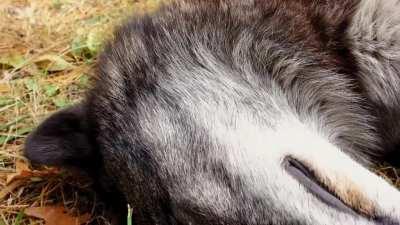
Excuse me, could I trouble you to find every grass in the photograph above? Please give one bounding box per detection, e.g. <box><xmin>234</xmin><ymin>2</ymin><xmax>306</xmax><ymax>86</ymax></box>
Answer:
<box><xmin>0</xmin><ymin>0</ymin><xmax>161</xmax><ymax>224</ymax></box>
<box><xmin>1</xmin><ymin>0</ymin><xmax>400</xmax><ymax>225</ymax></box>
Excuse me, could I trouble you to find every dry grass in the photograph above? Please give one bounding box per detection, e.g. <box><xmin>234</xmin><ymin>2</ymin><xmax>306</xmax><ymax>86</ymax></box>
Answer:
<box><xmin>0</xmin><ymin>0</ymin><xmax>400</xmax><ymax>225</ymax></box>
<box><xmin>0</xmin><ymin>0</ymin><xmax>161</xmax><ymax>224</ymax></box>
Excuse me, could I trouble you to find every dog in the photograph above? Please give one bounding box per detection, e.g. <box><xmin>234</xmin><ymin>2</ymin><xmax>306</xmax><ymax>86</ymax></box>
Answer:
<box><xmin>24</xmin><ymin>0</ymin><xmax>400</xmax><ymax>224</ymax></box>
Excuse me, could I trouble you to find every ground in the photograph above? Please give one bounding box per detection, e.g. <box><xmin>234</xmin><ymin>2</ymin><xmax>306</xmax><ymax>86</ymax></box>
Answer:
<box><xmin>0</xmin><ymin>0</ymin><xmax>161</xmax><ymax>224</ymax></box>
<box><xmin>0</xmin><ymin>0</ymin><xmax>399</xmax><ymax>225</ymax></box>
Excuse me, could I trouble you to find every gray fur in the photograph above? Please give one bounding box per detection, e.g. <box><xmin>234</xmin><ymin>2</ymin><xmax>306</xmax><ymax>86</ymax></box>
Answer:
<box><xmin>24</xmin><ymin>0</ymin><xmax>400</xmax><ymax>224</ymax></box>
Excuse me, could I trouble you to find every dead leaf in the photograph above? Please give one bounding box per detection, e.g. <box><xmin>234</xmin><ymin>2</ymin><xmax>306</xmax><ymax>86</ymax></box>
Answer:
<box><xmin>0</xmin><ymin>179</ymin><xmax>25</xmax><ymax>201</ymax></box>
<box><xmin>0</xmin><ymin>53</ymin><xmax>26</xmax><ymax>69</ymax></box>
<box><xmin>34</xmin><ymin>54</ymin><xmax>73</xmax><ymax>72</ymax></box>
<box><xmin>25</xmin><ymin>205</ymin><xmax>91</xmax><ymax>225</ymax></box>
<box><xmin>6</xmin><ymin>160</ymin><xmax>60</xmax><ymax>184</ymax></box>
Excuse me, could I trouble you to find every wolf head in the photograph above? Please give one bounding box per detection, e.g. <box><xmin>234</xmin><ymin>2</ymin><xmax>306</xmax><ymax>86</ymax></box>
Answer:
<box><xmin>24</xmin><ymin>0</ymin><xmax>400</xmax><ymax>224</ymax></box>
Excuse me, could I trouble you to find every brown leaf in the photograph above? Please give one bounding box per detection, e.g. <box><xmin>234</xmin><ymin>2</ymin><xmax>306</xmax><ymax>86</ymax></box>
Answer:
<box><xmin>6</xmin><ymin>160</ymin><xmax>60</xmax><ymax>184</ymax></box>
<box><xmin>25</xmin><ymin>205</ymin><xmax>91</xmax><ymax>225</ymax></box>
<box><xmin>0</xmin><ymin>179</ymin><xmax>25</xmax><ymax>201</ymax></box>
<box><xmin>34</xmin><ymin>54</ymin><xmax>74</xmax><ymax>71</ymax></box>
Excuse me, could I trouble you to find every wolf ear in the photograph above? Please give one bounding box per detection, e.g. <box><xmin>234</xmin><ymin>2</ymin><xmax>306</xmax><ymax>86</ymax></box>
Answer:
<box><xmin>24</xmin><ymin>103</ymin><xmax>94</xmax><ymax>167</ymax></box>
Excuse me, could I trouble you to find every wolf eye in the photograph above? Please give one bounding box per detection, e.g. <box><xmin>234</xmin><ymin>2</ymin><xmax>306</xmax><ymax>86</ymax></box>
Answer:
<box><xmin>283</xmin><ymin>156</ymin><xmax>360</xmax><ymax>217</ymax></box>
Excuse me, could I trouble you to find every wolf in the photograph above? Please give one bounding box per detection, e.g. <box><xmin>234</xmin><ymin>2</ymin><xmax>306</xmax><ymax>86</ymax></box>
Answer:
<box><xmin>24</xmin><ymin>0</ymin><xmax>400</xmax><ymax>224</ymax></box>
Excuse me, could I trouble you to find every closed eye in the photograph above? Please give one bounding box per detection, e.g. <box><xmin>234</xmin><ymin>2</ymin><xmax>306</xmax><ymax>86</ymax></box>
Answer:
<box><xmin>283</xmin><ymin>156</ymin><xmax>362</xmax><ymax>217</ymax></box>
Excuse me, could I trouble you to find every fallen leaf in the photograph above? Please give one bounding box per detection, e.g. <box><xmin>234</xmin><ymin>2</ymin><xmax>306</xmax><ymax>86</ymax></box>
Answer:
<box><xmin>70</xmin><ymin>35</ymin><xmax>86</xmax><ymax>57</ymax></box>
<box><xmin>77</xmin><ymin>74</ymin><xmax>90</xmax><ymax>88</ymax></box>
<box><xmin>0</xmin><ymin>53</ymin><xmax>26</xmax><ymax>69</ymax></box>
<box><xmin>44</xmin><ymin>84</ymin><xmax>60</xmax><ymax>97</ymax></box>
<box><xmin>52</xmin><ymin>96</ymin><xmax>71</xmax><ymax>108</ymax></box>
<box><xmin>6</xmin><ymin>160</ymin><xmax>60</xmax><ymax>184</ymax></box>
<box><xmin>86</xmin><ymin>28</ymin><xmax>104</xmax><ymax>55</ymax></box>
<box><xmin>25</xmin><ymin>205</ymin><xmax>91</xmax><ymax>225</ymax></box>
<box><xmin>24</xmin><ymin>78</ymin><xmax>39</xmax><ymax>92</ymax></box>
<box><xmin>0</xmin><ymin>180</ymin><xmax>25</xmax><ymax>201</ymax></box>
<box><xmin>34</xmin><ymin>54</ymin><xmax>73</xmax><ymax>72</ymax></box>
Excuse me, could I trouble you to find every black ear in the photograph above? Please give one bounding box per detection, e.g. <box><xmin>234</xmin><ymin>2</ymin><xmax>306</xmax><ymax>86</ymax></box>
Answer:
<box><xmin>24</xmin><ymin>103</ymin><xmax>94</xmax><ymax>167</ymax></box>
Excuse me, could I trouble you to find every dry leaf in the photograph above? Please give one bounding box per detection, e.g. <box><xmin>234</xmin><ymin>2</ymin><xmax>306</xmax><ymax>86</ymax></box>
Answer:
<box><xmin>34</xmin><ymin>54</ymin><xmax>74</xmax><ymax>71</ymax></box>
<box><xmin>0</xmin><ymin>53</ymin><xmax>26</xmax><ymax>69</ymax></box>
<box><xmin>6</xmin><ymin>160</ymin><xmax>60</xmax><ymax>184</ymax></box>
<box><xmin>0</xmin><ymin>179</ymin><xmax>25</xmax><ymax>201</ymax></box>
<box><xmin>25</xmin><ymin>205</ymin><xmax>91</xmax><ymax>225</ymax></box>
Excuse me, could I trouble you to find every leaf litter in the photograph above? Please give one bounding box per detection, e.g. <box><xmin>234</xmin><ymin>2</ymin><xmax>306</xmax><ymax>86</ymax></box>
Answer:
<box><xmin>0</xmin><ymin>0</ymin><xmax>163</xmax><ymax>224</ymax></box>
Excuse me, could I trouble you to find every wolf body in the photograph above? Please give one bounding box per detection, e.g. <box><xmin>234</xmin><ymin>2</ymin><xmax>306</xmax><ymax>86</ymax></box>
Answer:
<box><xmin>25</xmin><ymin>0</ymin><xmax>400</xmax><ymax>224</ymax></box>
